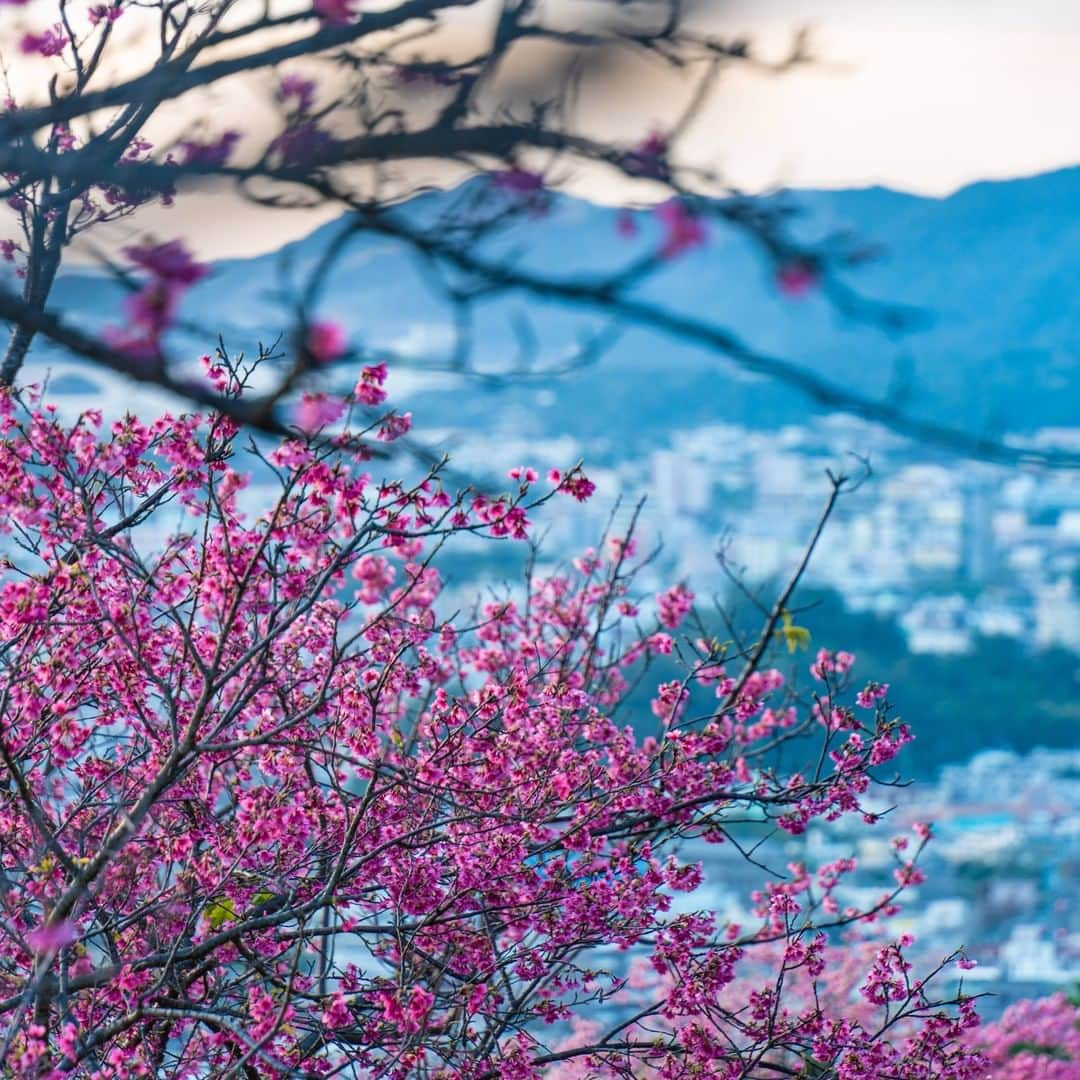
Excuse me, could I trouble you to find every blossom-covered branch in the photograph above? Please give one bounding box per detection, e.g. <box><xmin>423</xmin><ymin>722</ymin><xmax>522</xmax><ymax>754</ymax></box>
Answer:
<box><xmin>0</xmin><ymin>388</ymin><xmax>989</xmax><ymax>1075</ymax></box>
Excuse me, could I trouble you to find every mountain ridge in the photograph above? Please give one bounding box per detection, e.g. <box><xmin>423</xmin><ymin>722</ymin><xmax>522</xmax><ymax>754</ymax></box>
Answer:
<box><xmin>40</xmin><ymin>165</ymin><xmax>1080</xmax><ymax>439</ymax></box>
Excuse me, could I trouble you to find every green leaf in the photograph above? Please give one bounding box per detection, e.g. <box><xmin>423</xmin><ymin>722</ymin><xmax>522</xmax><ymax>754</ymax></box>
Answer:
<box><xmin>206</xmin><ymin>897</ymin><xmax>237</xmax><ymax>929</ymax></box>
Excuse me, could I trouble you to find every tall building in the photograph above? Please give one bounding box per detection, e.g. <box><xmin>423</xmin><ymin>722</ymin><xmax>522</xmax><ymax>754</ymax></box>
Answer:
<box><xmin>960</xmin><ymin>474</ymin><xmax>996</xmax><ymax>584</ymax></box>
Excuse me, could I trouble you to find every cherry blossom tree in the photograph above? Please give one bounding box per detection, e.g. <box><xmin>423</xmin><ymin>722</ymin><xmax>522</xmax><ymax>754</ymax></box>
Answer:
<box><xmin>0</xmin><ymin>2</ymin><xmax>1067</xmax><ymax>1076</ymax></box>
<box><xmin>968</xmin><ymin>992</ymin><xmax>1080</xmax><ymax>1079</ymax></box>
<box><xmin>0</xmin><ymin>383</ymin><xmax>990</xmax><ymax>1077</ymax></box>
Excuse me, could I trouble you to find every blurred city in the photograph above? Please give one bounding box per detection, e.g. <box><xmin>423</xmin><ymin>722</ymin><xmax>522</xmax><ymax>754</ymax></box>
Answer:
<box><xmin>451</xmin><ymin>416</ymin><xmax>1080</xmax><ymax>658</ymax></box>
<box><xmin>439</xmin><ymin>412</ymin><xmax>1080</xmax><ymax>1018</ymax></box>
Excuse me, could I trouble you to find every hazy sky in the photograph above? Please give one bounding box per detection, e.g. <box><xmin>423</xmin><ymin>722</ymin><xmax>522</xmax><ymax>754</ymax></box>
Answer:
<box><xmin>705</xmin><ymin>0</ymin><xmax>1080</xmax><ymax>195</ymax></box>
<box><xmin>89</xmin><ymin>0</ymin><xmax>1080</xmax><ymax>258</ymax></box>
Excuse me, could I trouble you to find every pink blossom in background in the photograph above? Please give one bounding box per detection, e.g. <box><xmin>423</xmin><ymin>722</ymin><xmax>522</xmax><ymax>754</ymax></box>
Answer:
<box><xmin>101</xmin><ymin>327</ymin><xmax>159</xmax><ymax>360</ymax></box>
<box><xmin>103</xmin><ymin>239</ymin><xmax>208</xmax><ymax>358</ymax></box>
<box><xmin>278</xmin><ymin>74</ymin><xmax>317</xmax><ymax>114</ymax></box>
<box><xmin>88</xmin><ymin>3</ymin><xmax>124</xmax><ymax>24</ymax></box>
<box><xmin>20</xmin><ymin>27</ymin><xmax>68</xmax><ymax>56</ymax></box>
<box><xmin>491</xmin><ymin>168</ymin><xmax>550</xmax><ymax>215</ymax></box>
<box><xmin>624</xmin><ymin>130</ymin><xmax>669</xmax><ymax>179</ymax></box>
<box><xmin>305</xmin><ymin>319</ymin><xmax>347</xmax><ymax>364</ymax></box>
<box><xmin>655</xmin><ymin>198</ymin><xmax>707</xmax><ymax>259</ymax></box>
<box><xmin>393</xmin><ymin>63</ymin><xmax>455</xmax><ymax>88</ymax></box>
<box><xmin>124</xmin><ymin>239</ymin><xmax>208</xmax><ymax>286</ymax></box>
<box><xmin>491</xmin><ymin>168</ymin><xmax>545</xmax><ymax>194</ymax></box>
<box><xmin>971</xmin><ymin>993</ymin><xmax>1080</xmax><ymax>1079</ymax></box>
<box><xmin>776</xmin><ymin>259</ymin><xmax>818</xmax><ymax>297</ymax></box>
<box><xmin>636</xmin><ymin>131</ymin><xmax>668</xmax><ymax>157</ymax></box>
<box><xmin>123</xmin><ymin>279</ymin><xmax>182</xmax><ymax>337</ymax></box>
<box><xmin>294</xmin><ymin>392</ymin><xmax>346</xmax><ymax>433</ymax></box>
<box><xmin>271</xmin><ymin>120</ymin><xmax>334</xmax><ymax>167</ymax></box>
<box><xmin>180</xmin><ymin>130</ymin><xmax>241</xmax><ymax>167</ymax></box>
<box><xmin>312</xmin><ymin>0</ymin><xmax>356</xmax><ymax>24</ymax></box>
<box><xmin>27</xmin><ymin>921</ymin><xmax>78</xmax><ymax>953</ymax></box>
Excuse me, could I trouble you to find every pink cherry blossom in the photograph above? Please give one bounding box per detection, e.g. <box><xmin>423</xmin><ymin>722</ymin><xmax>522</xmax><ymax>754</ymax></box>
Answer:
<box><xmin>271</xmin><ymin>119</ymin><xmax>334</xmax><ymax>166</ymax></box>
<box><xmin>492</xmin><ymin>168</ymin><xmax>544</xmax><ymax>194</ymax></box>
<box><xmin>20</xmin><ymin>27</ymin><xmax>68</xmax><ymax>56</ymax></box>
<box><xmin>124</xmin><ymin>238</ymin><xmax>208</xmax><ymax>285</ymax></box>
<box><xmin>623</xmin><ymin>130</ymin><xmax>669</xmax><ymax>179</ymax></box>
<box><xmin>376</xmin><ymin>410</ymin><xmax>411</xmax><ymax>441</ymax></box>
<box><xmin>776</xmin><ymin>259</ymin><xmax>818</xmax><ymax>297</ymax></box>
<box><xmin>312</xmin><ymin>0</ymin><xmax>356</xmax><ymax>24</ymax></box>
<box><xmin>856</xmin><ymin>681</ymin><xmax>890</xmax><ymax>708</ymax></box>
<box><xmin>655</xmin><ymin>198</ymin><xmax>707</xmax><ymax>259</ymax></box>
<box><xmin>353</xmin><ymin>361</ymin><xmax>388</xmax><ymax>406</ymax></box>
<box><xmin>658</xmin><ymin>582</ymin><xmax>694</xmax><ymax>629</ymax></box>
<box><xmin>179</xmin><ymin>129</ymin><xmax>241</xmax><ymax>166</ymax></box>
<box><xmin>559</xmin><ymin>468</ymin><xmax>596</xmax><ymax>501</ymax></box>
<box><xmin>279</xmin><ymin>74</ymin><xmax>317</xmax><ymax>114</ymax></box>
<box><xmin>88</xmin><ymin>3</ymin><xmax>124</xmax><ymax>24</ymax></box>
<box><xmin>27</xmin><ymin>921</ymin><xmax>78</xmax><ymax>953</ymax></box>
<box><xmin>305</xmin><ymin>318</ymin><xmax>348</xmax><ymax>363</ymax></box>
<box><xmin>294</xmin><ymin>391</ymin><xmax>346</xmax><ymax>432</ymax></box>
<box><xmin>971</xmin><ymin>993</ymin><xmax>1080</xmax><ymax>1078</ymax></box>
<box><xmin>104</xmin><ymin>240</ymin><xmax>207</xmax><ymax>357</ymax></box>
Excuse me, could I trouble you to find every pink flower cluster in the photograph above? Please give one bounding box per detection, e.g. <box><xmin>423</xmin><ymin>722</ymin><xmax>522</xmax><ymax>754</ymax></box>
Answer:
<box><xmin>179</xmin><ymin>130</ymin><xmax>241</xmax><ymax>167</ymax></box>
<box><xmin>776</xmin><ymin>259</ymin><xmax>818</xmax><ymax>297</ymax></box>
<box><xmin>655</xmin><ymin>198</ymin><xmax>707</xmax><ymax>259</ymax></box>
<box><xmin>353</xmin><ymin>361</ymin><xmax>387</xmax><ymax>405</ymax></box>
<box><xmin>971</xmin><ymin>992</ymin><xmax>1080</xmax><ymax>1078</ymax></box>
<box><xmin>105</xmin><ymin>239</ymin><xmax>208</xmax><ymax>358</ymax></box>
<box><xmin>312</xmin><ymin>0</ymin><xmax>356</xmax><ymax>23</ymax></box>
<box><xmin>657</xmin><ymin>582</ymin><xmax>694</xmax><ymax>629</ymax></box>
<box><xmin>623</xmin><ymin>130</ymin><xmax>669</xmax><ymax>180</ymax></box>
<box><xmin>305</xmin><ymin>318</ymin><xmax>348</xmax><ymax>364</ymax></box>
<box><xmin>19</xmin><ymin>26</ymin><xmax>68</xmax><ymax>56</ymax></box>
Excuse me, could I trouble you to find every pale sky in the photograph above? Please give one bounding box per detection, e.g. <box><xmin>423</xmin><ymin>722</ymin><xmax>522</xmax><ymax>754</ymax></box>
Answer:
<box><xmin>63</xmin><ymin>0</ymin><xmax>1080</xmax><ymax>257</ymax></box>
<box><xmin>705</xmin><ymin>1</ymin><xmax>1080</xmax><ymax>195</ymax></box>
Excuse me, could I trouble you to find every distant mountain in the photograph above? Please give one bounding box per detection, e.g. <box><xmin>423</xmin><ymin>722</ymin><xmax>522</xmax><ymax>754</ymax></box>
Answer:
<box><xmin>43</xmin><ymin>166</ymin><xmax>1080</xmax><ymax>446</ymax></box>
